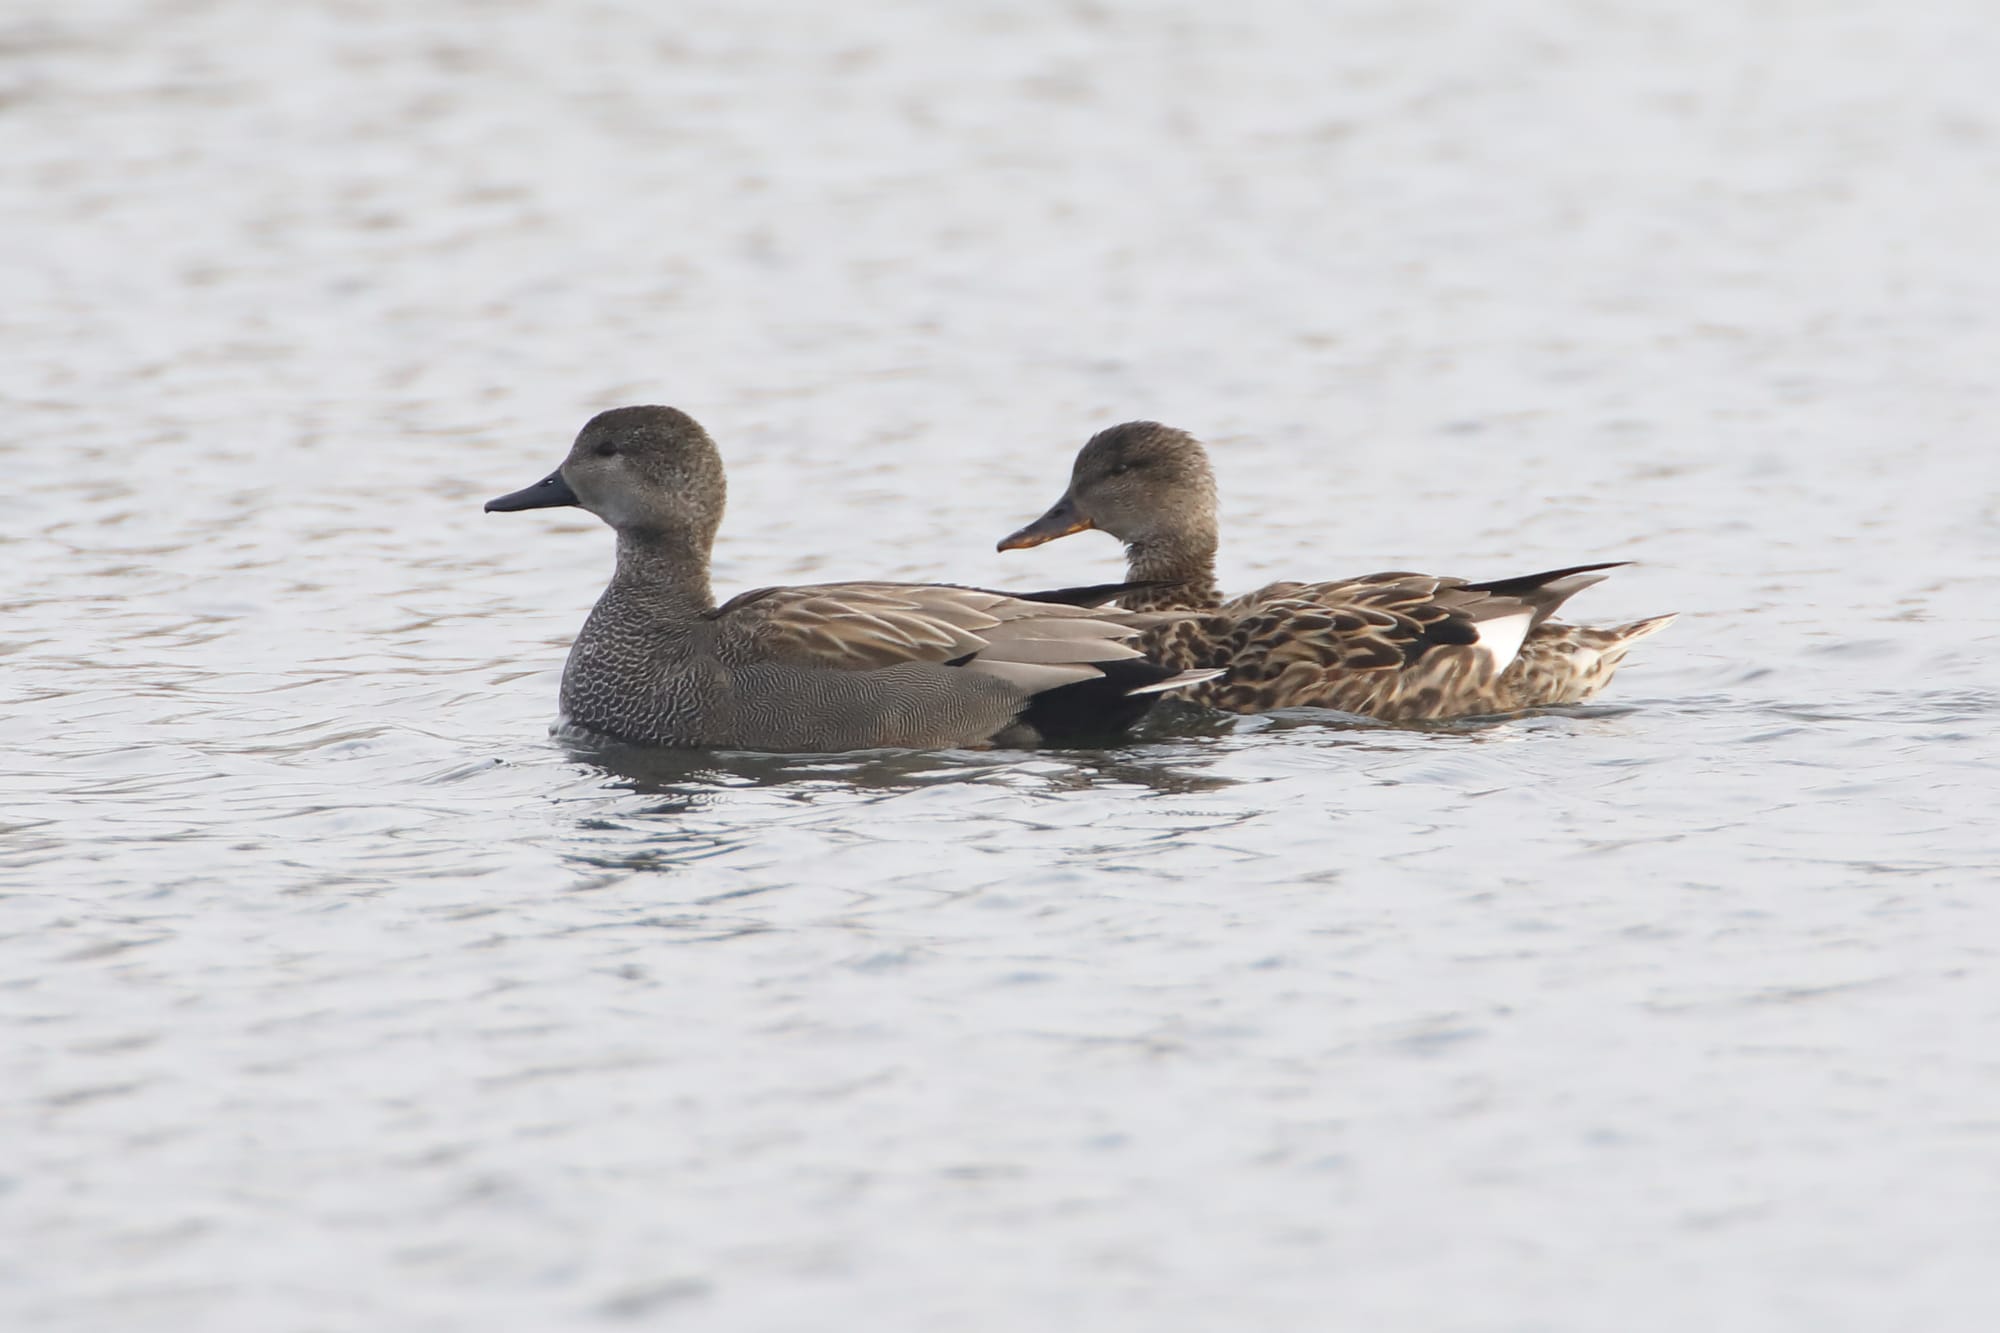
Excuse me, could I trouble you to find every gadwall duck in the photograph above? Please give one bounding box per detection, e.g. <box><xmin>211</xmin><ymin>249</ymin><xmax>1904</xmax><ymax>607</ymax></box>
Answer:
<box><xmin>486</xmin><ymin>407</ymin><xmax>1218</xmax><ymax>752</ymax></box>
<box><xmin>998</xmin><ymin>421</ymin><xmax>1676</xmax><ymax>721</ymax></box>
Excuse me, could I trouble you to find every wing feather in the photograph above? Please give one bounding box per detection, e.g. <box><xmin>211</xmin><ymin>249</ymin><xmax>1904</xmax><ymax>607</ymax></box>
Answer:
<box><xmin>1140</xmin><ymin>568</ymin><xmax>1616</xmax><ymax>714</ymax></box>
<box><xmin>712</xmin><ymin>581</ymin><xmax>1148</xmax><ymax>685</ymax></box>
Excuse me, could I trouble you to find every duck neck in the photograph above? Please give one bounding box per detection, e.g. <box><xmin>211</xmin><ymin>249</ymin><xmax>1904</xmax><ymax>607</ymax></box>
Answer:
<box><xmin>1121</xmin><ymin>532</ymin><xmax>1222</xmax><ymax>612</ymax></box>
<box><xmin>609</xmin><ymin>528</ymin><xmax>715</xmax><ymax>619</ymax></box>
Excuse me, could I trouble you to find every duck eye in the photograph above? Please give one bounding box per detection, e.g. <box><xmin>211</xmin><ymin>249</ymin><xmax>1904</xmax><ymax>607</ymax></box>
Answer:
<box><xmin>593</xmin><ymin>441</ymin><xmax>618</xmax><ymax>458</ymax></box>
<box><xmin>1107</xmin><ymin>462</ymin><xmax>1133</xmax><ymax>477</ymax></box>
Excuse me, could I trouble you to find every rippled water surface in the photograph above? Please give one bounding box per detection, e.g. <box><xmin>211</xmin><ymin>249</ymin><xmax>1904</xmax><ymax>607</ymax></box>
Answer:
<box><xmin>7</xmin><ymin>1</ymin><xmax>2000</xmax><ymax>1329</ymax></box>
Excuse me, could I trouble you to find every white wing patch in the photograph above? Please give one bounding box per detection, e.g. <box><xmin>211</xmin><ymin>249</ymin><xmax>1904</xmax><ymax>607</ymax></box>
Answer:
<box><xmin>1473</xmin><ymin>608</ymin><xmax>1536</xmax><ymax>674</ymax></box>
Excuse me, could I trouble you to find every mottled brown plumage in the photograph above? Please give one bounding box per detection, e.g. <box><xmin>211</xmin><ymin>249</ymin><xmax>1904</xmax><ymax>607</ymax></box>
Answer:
<box><xmin>998</xmin><ymin>422</ymin><xmax>1676</xmax><ymax>720</ymax></box>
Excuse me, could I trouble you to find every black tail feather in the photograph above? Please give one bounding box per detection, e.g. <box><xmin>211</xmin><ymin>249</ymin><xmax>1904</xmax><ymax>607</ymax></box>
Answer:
<box><xmin>1016</xmin><ymin>658</ymin><xmax>1190</xmax><ymax>744</ymax></box>
<box><xmin>1005</xmin><ymin>580</ymin><xmax>1174</xmax><ymax>608</ymax></box>
<box><xmin>1461</xmin><ymin>561</ymin><xmax>1630</xmax><ymax>630</ymax></box>
<box><xmin>1461</xmin><ymin>561</ymin><xmax>1629</xmax><ymax>598</ymax></box>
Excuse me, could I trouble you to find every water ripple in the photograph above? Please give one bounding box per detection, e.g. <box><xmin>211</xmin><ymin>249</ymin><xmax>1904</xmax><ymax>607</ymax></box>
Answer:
<box><xmin>7</xmin><ymin>1</ymin><xmax>2000</xmax><ymax>1329</ymax></box>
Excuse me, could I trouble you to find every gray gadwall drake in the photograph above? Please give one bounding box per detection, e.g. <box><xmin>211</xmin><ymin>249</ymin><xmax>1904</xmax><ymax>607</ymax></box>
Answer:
<box><xmin>998</xmin><ymin>422</ymin><xmax>1676</xmax><ymax>721</ymax></box>
<box><xmin>485</xmin><ymin>407</ymin><xmax>1219</xmax><ymax>752</ymax></box>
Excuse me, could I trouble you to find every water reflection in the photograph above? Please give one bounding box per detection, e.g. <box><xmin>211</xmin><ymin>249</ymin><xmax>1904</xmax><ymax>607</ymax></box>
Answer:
<box><xmin>546</xmin><ymin>722</ymin><xmax>1260</xmax><ymax>884</ymax></box>
<box><xmin>566</xmin><ymin>732</ymin><xmax>994</xmax><ymax>793</ymax></box>
<box><xmin>558</xmin><ymin>724</ymin><xmax>1247</xmax><ymax>799</ymax></box>
<box><xmin>549</xmin><ymin>696</ymin><xmax>1643</xmax><ymax>826</ymax></box>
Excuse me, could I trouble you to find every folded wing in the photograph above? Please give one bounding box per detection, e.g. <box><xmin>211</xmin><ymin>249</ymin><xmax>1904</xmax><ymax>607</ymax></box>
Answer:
<box><xmin>711</xmin><ymin>581</ymin><xmax>1149</xmax><ymax>692</ymax></box>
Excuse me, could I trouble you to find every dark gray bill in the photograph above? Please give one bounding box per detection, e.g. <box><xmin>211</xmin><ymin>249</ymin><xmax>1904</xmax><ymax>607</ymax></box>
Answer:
<box><xmin>485</xmin><ymin>469</ymin><xmax>579</xmax><ymax>512</ymax></box>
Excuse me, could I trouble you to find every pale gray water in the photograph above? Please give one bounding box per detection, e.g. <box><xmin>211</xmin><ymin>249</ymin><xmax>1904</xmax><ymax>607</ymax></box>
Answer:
<box><xmin>5</xmin><ymin>1</ymin><xmax>1999</xmax><ymax>1329</ymax></box>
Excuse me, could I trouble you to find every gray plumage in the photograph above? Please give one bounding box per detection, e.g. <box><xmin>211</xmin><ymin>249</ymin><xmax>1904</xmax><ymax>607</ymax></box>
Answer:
<box><xmin>485</xmin><ymin>406</ymin><xmax>1215</xmax><ymax>751</ymax></box>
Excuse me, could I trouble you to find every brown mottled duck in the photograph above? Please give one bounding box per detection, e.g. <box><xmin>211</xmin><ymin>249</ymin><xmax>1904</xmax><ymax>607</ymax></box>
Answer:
<box><xmin>999</xmin><ymin>421</ymin><xmax>1675</xmax><ymax>721</ymax></box>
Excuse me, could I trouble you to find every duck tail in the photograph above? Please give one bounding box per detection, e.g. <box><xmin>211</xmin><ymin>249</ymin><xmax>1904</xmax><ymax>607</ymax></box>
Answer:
<box><xmin>1464</xmin><ymin>561</ymin><xmax>1630</xmax><ymax>628</ymax></box>
<box><xmin>1608</xmin><ymin>612</ymin><xmax>1678</xmax><ymax>644</ymax></box>
<box><xmin>1015</xmin><ymin>662</ymin><xmax>1219</xmax><ymax>742</ymax></box>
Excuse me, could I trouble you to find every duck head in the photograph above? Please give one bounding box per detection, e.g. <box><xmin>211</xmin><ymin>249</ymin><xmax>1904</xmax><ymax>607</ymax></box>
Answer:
<box><xmin>998</xmin><ymin>421</ymin><xmax>1218</xmax><ymax>555</ymax></box>
<box><xmin>486</xmin><ymin>405</ymin><xmax>727</xmax><ymax>548</ymax></box>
